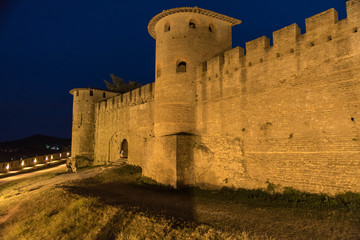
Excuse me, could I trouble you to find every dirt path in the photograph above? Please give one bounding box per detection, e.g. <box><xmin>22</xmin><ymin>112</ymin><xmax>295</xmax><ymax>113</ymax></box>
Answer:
<box><xmin>0</xmin><ymin>164</ymin><xmax>67</xmax><ymax>186</ymax></box>
<box><xmin>0</xmin><ymin>166</ymin><xmax>112</xmax><ymax>228</ymax></box>
<box><xmin>0</xmin><ymin>203</ymin><xmax>20</xmax><ymax>225</ymax></box>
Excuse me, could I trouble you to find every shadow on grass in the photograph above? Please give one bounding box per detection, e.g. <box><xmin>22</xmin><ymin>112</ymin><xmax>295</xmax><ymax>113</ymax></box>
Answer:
<box><xmin>63</xmin><ymin>181</ymin><xmax>196</xmax><ymax>222</ymax></box>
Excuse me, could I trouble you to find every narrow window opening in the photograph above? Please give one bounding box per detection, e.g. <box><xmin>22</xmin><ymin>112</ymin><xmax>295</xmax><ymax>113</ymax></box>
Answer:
<box><xmin>76</xmin><ymin>91</ymin><xmax>79</xmax><ymax>96</ymax></box>
<box><xmin>248</xmin><ymin>62</ymin><xmax>252</xmax><ymax>67</ymax></box>
<box><xmin>177</xmin><ymin>61</ymin><xmax>186</xmax><ymax>73</ymax></box>
<box><xmin>310</xmin><ymin>42</ymin><xmax>315</xmax><ymax>47</ymax></box>
<box><xmin>209</xmin><ymin>24</ymin><xmax>215</xmax><ymax>33</ymax></box>
<box><xmin>351</xmin><ymin>117</ymin><xmax>355</xmax><ymax>122</ymax></box>
<box><xmin>103</xmin><ymin>92</ymin><xmax>106</xmax><ymax>98</ymax></box>
<box><xmin>276</xmin><ymin>53</ymin><xmax>280</xmax><ymax>58</ymax></box>
<box><xmin>260</xmin><ymin>58</ymin><xmax>263</xmax><ymax>63</ymax></box>
<box><xmin>157</xmin><ymin>68</ymin><xmax>161</xmax><ymax>78</ymax></box>
<box><xmin>353</xmin><ymin>27</ymin><xmax>358</xmax><ymax>33</ymax></box>
<box><xmin>202</xmin><ymin>62</ymin><xmax>207</xmax><ymax>71</ymax></box>
<box><xmin>189</xmin><ymin>21</ymin><xmax>196</xmax><ymax>29</ymax></box>
<box><xmin>90</xmin><ymin>90</ymin><xmax>93</xmax><ymax>96</ymax></box>
<box><xmin>290</xmin><ymin>48</ymin><xmax>294</xmax><ymax>53</ymax></box>
<box><xmin>164</xmin><ymin>23</ymin><xmax>170</xmax><ymax>32</ymax></box>
<box><xmin>328</xmin><ymin>36</ymin><xmax>332</xmax><ymax>41</ymax></box>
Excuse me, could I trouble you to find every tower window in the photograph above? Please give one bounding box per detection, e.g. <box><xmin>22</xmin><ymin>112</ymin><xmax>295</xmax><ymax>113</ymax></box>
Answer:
<box><xmin>76</xmin><ymin>91</ymin><xmax>79</xmax><ymax>96</ymax></box>
<box><xmin>103</xmin><ymin>92</ymin><xmax>106</xmax><ymax>98</ymax></box>
<box><xmin>189</xmin><ymin>20</ymin><xmax>196</xmax><ymax>29</ymax></box>
<box><xmin>209</xmin><ymin>24</ymin><xmax>215</xmax><ymax>33</ymax></box>
<box><xmin>90</xmin><ymin>90</ymin><xmax>93</xmax><ymax>96</ymax></box>
<box><xmin>202</xmin><ymin>62</ymin><xmax>207</xmax><ymax>71</ymax></box>
<box><xmin>165</xmin><ymin>23</ymin><xmax>170</xmax><ymax>32</ymax></box>
<box><xmin>177</xmin><ymin>61</ymin><xmax>187</xmax><ymax>73</ymax></box>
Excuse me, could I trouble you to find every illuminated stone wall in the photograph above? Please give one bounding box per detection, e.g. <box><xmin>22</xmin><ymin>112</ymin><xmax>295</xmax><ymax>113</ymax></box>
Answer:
<box><xmin>70</xmin><ymin>0</ymin><xmax>360</xmax><ymax>194</ymax></box>
<box><xmin>92</xmin><ymin>83</ymin><xmax>155</xmax><ymax>167</ymax></box>
<box><xmin>193</xmin><ymin>1</ymin><xmax>360</xmax><ymax>194</ymax></box>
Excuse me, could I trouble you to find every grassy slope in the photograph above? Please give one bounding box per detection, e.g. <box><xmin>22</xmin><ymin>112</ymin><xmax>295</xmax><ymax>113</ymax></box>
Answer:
<box><xmin>0</xmin><ymin>165</ymin><xmax>359</xmax><ymax>240</ymax></box>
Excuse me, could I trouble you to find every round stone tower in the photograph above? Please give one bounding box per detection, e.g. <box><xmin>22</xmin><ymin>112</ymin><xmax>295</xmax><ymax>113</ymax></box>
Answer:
<box><xmin>148</xmin><ymin>7</ymin><xmax>241</xmax><ymax>137</ymax></box>
<box><xmin>144</xmin><ymin>7</ymin><xmax>241</xmax><ymax>187</ymax></box>
<box><xmin>69</xmin><ymin>88</ymin><xmax>118</xmax><ymax>162</ymax></box>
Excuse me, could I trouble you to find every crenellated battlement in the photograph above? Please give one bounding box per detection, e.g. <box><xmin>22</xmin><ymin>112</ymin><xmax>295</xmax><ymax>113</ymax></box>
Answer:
<box><xmin>272</xmin><ymin>23</ymin><xmax>300</xmax><ymax>49</ymax></box>
<box><xmin>96</xmin><ymin>82</ymin><xmax>155</xmax><ymax>112</ymax></box>
<box><xmin>197</xmin><ymin>1</ymin><xmax>360</xmax><ymax>100</ymax></box>
<box><xmin>305</xmin><ymin>8</ymin><xmax>338</xmax><ymax>32</ymax></box>
<box><xmin>245</xmin><ymin>36</ymin><xmax>270</xmax><ymax>56</ymax></box>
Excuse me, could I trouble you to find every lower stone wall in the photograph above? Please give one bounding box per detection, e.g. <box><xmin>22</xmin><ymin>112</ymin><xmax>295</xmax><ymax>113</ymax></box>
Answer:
<box><xmin>143</xmin><ymin>135</ymin><xmax>177</xmax><ymax>187</ymax></box>
<box><xmin>94</xmin><ymin>100</ymin><xmax>154</xmax><ymax>167</ymax></box>
<box><xmin>189</xmin><ymin>135</ymin><xmax>360</xmax><ymax>194</ymax></box>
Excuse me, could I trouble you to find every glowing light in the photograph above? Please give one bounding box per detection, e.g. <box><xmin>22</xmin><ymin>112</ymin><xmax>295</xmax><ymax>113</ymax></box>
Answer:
<box><xmin>67</xmin><ymin>152</ymin><xmax>70</xmax><ymax>156</ymax></box>
<box><xmin>34</xmin><ymin>158</ymin><xmax>37</xmax><ymax>163</ymax></box>
<box><xmin>51</xmin><ymin>155</ymin><xmax>53</xmax><ymax>160</ymax></box>
<box><xmin>21</xmin><ymin>161</ymin><xmax>24</xmax><ymax>166</ymax></box>
<box><xmin>6</xmin><ymin>164</ymin><xmax>9</xmax><ymax>170</ymax></box>
<box><xmin>60</xmin><ymin>153</ymin><xmax>62</xmax><ymax>157</ymax></box>
<box><xmin>46</xmin><ymin>156</ymin><xmax>48</xmax><ymax>161</ymax></box>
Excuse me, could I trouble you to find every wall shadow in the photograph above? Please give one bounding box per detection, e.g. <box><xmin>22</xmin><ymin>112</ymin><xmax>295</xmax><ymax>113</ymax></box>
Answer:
<box><xmin>63</xmin><ymin>180</ymin><xmax>196</xmax><ymax>223</ymax></box>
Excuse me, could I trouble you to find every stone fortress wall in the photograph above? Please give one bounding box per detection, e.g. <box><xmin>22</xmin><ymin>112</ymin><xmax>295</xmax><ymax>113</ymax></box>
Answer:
<box><xmin>93</xmin><ymin>83</ymin><xmax>155</xmax><ymax>167</ymax></box>
<box><xmin>71</xmin><ymin>0</ymin><xmax>360</xmax><ymax>194</ymax></box>
<box><xmin>193</xmin><ymin>5</ymin><xmax>360</xmax><ymax>194</ymax></box>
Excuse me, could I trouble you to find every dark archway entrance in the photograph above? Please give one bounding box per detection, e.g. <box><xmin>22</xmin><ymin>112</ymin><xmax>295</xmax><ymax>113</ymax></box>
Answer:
<box><xmin>120</xmin><ymin>139</ymin><xmax>128</xmax><ymax>158</ymax></box>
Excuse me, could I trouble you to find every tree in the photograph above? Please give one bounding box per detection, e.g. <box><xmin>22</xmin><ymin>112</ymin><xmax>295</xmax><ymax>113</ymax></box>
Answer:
<box><xmin>104</xmin><ymin>74</ymin><xmax>141</xmax><ymax>93</ymax></box>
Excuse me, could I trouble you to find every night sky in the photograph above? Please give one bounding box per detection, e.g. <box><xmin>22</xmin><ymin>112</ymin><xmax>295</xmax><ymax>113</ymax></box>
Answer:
<box><xmin>0</xmin><ymin>0</ymin><xmax>347</xmax><ymax>142</ymax></box>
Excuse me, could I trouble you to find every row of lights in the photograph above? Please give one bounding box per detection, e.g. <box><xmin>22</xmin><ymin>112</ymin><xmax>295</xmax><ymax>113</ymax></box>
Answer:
<box><xmin>4</xmin><ymin>152</ymin><xmax>70</xmax><ymax>172</ymax></box>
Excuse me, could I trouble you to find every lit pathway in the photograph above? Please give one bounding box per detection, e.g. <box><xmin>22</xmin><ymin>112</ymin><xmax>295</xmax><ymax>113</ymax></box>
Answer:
<box><xmin>0</xmin><ymin>163</ymin><xmax>66</xmax><ymax>185</ymax></box>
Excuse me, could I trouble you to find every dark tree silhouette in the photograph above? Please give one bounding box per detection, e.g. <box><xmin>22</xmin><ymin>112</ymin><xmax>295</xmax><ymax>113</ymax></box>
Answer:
<box><xmin>104</xmin><ymin>74</ymin><xmax>141</xmax><ymax>93</ymax></box>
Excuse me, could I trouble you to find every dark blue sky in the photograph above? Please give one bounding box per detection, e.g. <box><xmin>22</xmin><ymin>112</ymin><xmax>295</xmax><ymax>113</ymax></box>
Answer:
<box><xmin>0</xmin><ymin>0</ymin><xmax>347</xmax><ymax>142</ymax></box>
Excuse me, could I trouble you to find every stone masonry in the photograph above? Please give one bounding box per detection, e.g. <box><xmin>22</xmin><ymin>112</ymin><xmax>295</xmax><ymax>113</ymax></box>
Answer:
<box><xmin>70</xmin><ymin>1</ymin><xmax>360</xmax><ymax>195</ymax></box>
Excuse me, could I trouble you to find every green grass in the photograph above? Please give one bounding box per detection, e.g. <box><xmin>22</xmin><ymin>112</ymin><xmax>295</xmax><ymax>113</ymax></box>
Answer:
<box><xmin>189</xmin><ymin>185</ymin><xmax>360</xmax><ymax>212</ymax></box>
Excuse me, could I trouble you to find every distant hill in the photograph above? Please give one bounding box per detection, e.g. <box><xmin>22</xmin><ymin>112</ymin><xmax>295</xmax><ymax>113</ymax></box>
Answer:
<box><xmin>0</xmin><ymin>134</ymin><xmax>71</xmax><ymax>162</ymax></box>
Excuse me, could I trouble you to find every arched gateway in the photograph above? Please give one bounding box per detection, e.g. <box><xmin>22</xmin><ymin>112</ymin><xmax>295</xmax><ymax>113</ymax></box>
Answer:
<box><xmin>120</xmin><ymin>139</ymin><xmax>128</xmax><ymax>158</ymax></box>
